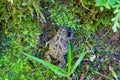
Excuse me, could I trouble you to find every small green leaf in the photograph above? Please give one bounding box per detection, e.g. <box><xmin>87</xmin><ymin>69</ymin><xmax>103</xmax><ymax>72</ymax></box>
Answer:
<box><xmin>108</xmin><ymin>0</ymin><xmax>116</xmax><ymax>6</ymax></box>
<box><xmin>70</xmin><ymin>47</ymin><xmax>86</xmax><ymax>74</ymax></box>
<box><xmin>95</xmin><ymin>0</ymin><xmax>106</xmax><ymax>6</ymax></box>
<box><xmin>112</xmin><ymin>10</ymin><xmax>120</xmax><ymax>32</ymax></box>
<box><xmin>95</xmin><ymin>0</ymin><xmax>102</xmax><ymax>6</ymax></box>
<box><xmin>103</xmin><ymin>2</ymin><xmax>110</xmax><ymax>9</ymax></box>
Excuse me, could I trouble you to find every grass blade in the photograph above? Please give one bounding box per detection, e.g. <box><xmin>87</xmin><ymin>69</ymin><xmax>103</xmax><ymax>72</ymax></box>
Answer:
<box><xmin>32</xmin><ymin>61</ymin><xmax>45</xmax><ymax>80</ymax></box>
<box><xmin>67</xmin><ymin>40</ymin><xmax>71</xmax><ymax>76</ymax></box>
<box><xmin>70</xmin><ymin>47</ymin><xmax>86</xmax><ymax>74</ymax></box>
<box><xmin>23</xmin><ymin>52</ymin><xmax>68</xmax><ymax>77</ymax></box>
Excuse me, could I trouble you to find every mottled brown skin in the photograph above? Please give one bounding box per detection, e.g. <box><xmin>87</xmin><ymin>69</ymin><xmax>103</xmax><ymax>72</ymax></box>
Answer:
<box><xmin>45</xmin><ymin>28</ymin><xmax>69</xmax><ymax>65</ymax></box>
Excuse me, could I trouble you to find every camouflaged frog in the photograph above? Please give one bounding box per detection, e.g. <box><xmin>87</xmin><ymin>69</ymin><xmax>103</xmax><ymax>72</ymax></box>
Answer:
<box><xmin>45</xmin><ymin>27</ymin><xmax>73</xmax><ymax>66</ymax></box>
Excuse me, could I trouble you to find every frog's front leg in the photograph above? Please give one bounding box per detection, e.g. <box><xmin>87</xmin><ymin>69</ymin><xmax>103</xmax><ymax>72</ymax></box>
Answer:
<box><xmin>45</xmin><ymin>51</ymin><xmax>52</xmax><ymax>62</ymax></box>
<box><xmin>45</xmin><ymin>40</ymin><xmax>50</xmax><ymax>48</ymax></box>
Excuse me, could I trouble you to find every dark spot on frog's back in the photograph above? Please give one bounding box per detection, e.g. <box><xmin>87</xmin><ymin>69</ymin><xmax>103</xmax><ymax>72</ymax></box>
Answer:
<box><xmin>60</xmin><ymin>38</ymin><xmax>63</xmax><ymax>42</ymax></box>
<box><xmin>57</xmin><ymin>36</ymin><xmax>59</xmax><ymax>41</ymax></box>
<box><xmin>55</xmin><ymin>44</ymin><xmax>58</xmax><ymax>47</ymax></box>
<box><xmin>59</xmin><ymin>45</ymin><xmax>62</xmax><ymax>49</ymax></box>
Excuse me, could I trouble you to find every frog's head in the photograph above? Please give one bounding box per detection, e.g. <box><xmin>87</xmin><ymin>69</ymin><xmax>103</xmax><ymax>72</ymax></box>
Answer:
<box><xmin>58</xmin><ymin>27</ymin><xmax>74</xmax><ymax>40</ymax></box>
<box><xmin>58</xmin><ymin>28</ymin><xmax>67</xmax><ymax>35</ymax></box>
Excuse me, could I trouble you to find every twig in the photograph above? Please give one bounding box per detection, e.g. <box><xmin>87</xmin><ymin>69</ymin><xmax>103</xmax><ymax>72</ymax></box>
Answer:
<box><xmin>80</xmin><ymin>0</ymin><xmax>97</xmax><ymax>13</ymax></box>
<box><xmin>100</xmin><ymin>30</ymin><xmax>110</xmax><ymax>39</ymax></box>
<box><xmin>91</xmin><ymin>69</ymin><xmax>113</xmax><ymax>80</ymax></box>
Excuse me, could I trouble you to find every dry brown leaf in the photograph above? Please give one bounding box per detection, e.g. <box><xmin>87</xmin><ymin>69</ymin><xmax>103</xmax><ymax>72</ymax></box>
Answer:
<box><xmin>108</xmin><ymin>63</ymin><xmax>118</xmax><ymax>80</ymax></box>
<box><xmin>79</xmin><ymin>65</ymin><xmax>90</xmax><ymax>80</ymax></box>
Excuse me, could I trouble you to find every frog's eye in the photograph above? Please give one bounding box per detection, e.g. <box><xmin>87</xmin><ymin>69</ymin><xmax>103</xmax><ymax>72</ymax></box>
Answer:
<box><xmin>62</xmin><ymin>30</ymin><xmax>66</xmax><ymax>33</ymax></box>
<box><xmin>61</xmin><ymin>31</ymin><xmax>67</xmax><ymax>35</ymax></box>
<box><xmin>58</xmin><ymin>28</ymin><xmax>67</xmax><ymax>34</ymax></box>
<box><xmin>62</xmin><ymin>29</ymin><xmax>67</xmax><ymax>33</ymax></box>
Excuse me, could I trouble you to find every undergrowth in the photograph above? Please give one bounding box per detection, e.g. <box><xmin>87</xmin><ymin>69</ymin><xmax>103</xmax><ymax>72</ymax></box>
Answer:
<box><xmin>0</xmin><ymin>0</ymin><xmax>42</xmax><ymax>79</ymax></box>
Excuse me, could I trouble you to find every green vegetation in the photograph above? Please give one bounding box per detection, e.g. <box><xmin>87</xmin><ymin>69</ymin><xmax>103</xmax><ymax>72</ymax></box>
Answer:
<box><xmin>0</xmin><ymin>0</ymin><xmax>42</xmax><ymax>79</ymax></box>
<box><xmin>23</xmin><ymin>40</ymin><xmax>86</xmax><ymax>78</ymax></box>
<box><xmin>95</xmin><ymin>0</ymin><xmax>120</xmax><ymax>32</ymax></box>
<box><xmin>0</xmin><ymin>0</ymin><xmax>120</xmax><ymax>80</ymax></box>
<box><xmin>49</xmin><ymin>4</ymin><xmax>80</xmax><ymax>29</ymax></box>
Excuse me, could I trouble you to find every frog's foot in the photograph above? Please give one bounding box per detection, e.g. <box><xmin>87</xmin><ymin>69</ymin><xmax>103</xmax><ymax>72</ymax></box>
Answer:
<box><xmin>45</xmin><ymin>52</ymin><xmax>52</xmax><ymax>62</ymax></box>
<box><xmin>58</xmin><ymin>61</ymin><xmax>66</xmax><ymax>68</ymax></box>
<box><xmin>58</xmin><ymin>57</ymin><xmax>66</xmax><ymax>68</ymax></box>
<box><xmin>45</xmin><ymin>41</ymin><xmax>50</xmax><ymax>48</ymax></box>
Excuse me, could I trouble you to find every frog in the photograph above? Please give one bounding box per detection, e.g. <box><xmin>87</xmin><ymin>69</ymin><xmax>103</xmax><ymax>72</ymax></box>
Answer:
<box><xmin>45</xmin><ymin>27</ymin><xmax>73</xmax><ymax>66</ymax></box>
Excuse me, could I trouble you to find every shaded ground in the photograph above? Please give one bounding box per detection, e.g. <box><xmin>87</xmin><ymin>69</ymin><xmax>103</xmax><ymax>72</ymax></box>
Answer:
<box><xmin>85</xmin><ymin>27</ymin><xmax>120</xmax><ymax>79</ymax></box>
<box><xmin>38</xmin><ymin>24</ymin><xmax>120</xmax><ymax>80</ymax></box>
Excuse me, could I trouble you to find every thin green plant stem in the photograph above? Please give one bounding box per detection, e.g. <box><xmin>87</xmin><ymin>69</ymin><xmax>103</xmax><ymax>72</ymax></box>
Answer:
<box><xmin>67</xmin><ymin>40</ymin><xmax>71</xmax><ymax>76</ymax></box>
